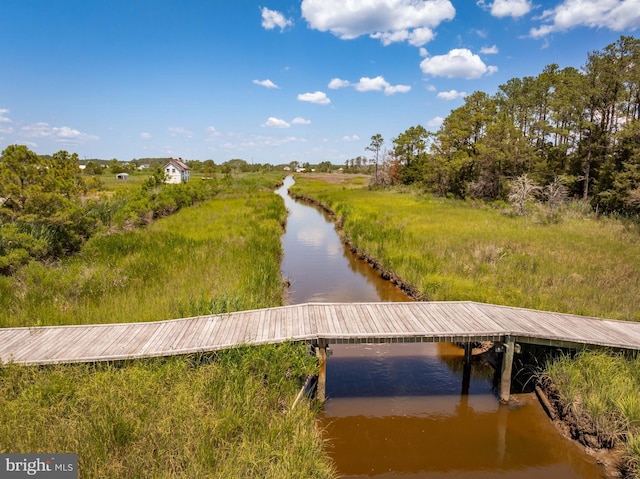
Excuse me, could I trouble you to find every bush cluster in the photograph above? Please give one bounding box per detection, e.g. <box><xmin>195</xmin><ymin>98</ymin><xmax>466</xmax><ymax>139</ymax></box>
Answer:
<box><xmin>0</xmin><ymin>146</ymin><xmax>222</xmax><ymax>275</ymax></box>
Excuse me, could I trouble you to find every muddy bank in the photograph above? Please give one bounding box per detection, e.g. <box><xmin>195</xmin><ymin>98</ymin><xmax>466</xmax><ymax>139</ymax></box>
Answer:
<box><xmin>288</xmin><ymin>190</ymin><xmax>423</xmax><ymax>301</ymax></box>
<box><xmin>537</xmin><ymin>378</ymin><xmax>629</xmax><ymax>477</ymax></box>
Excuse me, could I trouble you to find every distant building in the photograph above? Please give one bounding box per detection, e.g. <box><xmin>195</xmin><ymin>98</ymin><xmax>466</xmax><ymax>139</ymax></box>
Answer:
<box><xmin>163</xmin><ymin>158</ymin><xmax>190</xmax><ymax>184</ymax></box>
<box><xmin>116</xmin><ymin>173</ymin><xmax>129</xmax><ymax>180</ymax></box>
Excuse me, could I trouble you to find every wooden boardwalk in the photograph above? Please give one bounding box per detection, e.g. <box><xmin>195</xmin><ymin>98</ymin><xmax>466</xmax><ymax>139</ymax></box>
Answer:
<box><xmin>2</xmin><ymin>301</ymin><xmax>640</xmax><ymax>366</ymax></box>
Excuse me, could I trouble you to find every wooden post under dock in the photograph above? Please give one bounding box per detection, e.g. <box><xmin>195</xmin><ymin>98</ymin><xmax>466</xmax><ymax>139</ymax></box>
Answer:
<box><xmin>500</xmin><ymin>336</ymin><xmax>515</xmax><ymax>403</ymax></box>
<box><xmin>461</xmin><ymin>342</ymin><xmax>472</xmax><ymax>395</ymax></box>
<box><xmin>315</xmin><ymin>339</ymin><xmax>328</xmax><ymax>402</ymax></box>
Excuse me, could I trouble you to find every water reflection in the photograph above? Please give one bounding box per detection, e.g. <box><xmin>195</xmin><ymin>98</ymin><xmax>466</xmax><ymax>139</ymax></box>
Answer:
<box><xmin>321</xmin><ymin>343</ymin><xmax>606</xmax><ymax>479</ymax></box>
<box><xmin>276</xmin><ymin>176</ymin><xmax>409</xmax><ymax>304</ymax></box>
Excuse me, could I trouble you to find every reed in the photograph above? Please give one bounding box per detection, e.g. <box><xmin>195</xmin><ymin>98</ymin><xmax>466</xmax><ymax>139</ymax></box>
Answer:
<box><xmin>0</xmin><ymin>174</ymin><xmax>287</xmax><ymax>327</ymax></box>
<box><xmin>545</xmin><ymin>351</ymin><xmax>640</xmax><ymax>474</ymax></box>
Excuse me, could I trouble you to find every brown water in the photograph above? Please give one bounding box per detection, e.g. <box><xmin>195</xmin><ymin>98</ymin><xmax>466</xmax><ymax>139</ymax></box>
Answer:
<box><xmin>276</xmin><ymin>176</ymin><xmax>608</xmax><ymax>479</ymax></box>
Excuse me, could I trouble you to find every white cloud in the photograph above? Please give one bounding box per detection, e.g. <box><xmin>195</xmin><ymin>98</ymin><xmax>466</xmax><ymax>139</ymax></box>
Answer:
<box><xmin>354</xmin><ymin>76</ymin><xmax>388</xmax><ymax>92</ymax></box>
<box><xmin>385</xmin><ymin>84</ymin><xmax>412</xmax><ymax>95</ymax></box>
<box><xmin>427</xmin><ymin>116</ymin><xmax>445</xmax><ymax>127</ymax></box>
<box><xmin>253</xmin><ymin>79</ymin><xmax>279</xmax><ymax>89</ymax></box>
<box><xmin>419</xmin><ymin>47</ymin><xmax>429</xmax><ymax>57</ymax></box>
<box><xmin>531</xmin><ymin>0</ymin><xmax>640</xmax><ymax>37</ymax></box>
<box><xmin>263</xmin><ymin>117</ymin><xmax>291</xmax><ymax>128</ymax></box>
<box><xmin>343</xmin><ymin>135</ymin><xmax>360</xmax><ymax>141</ymax></box>
<box><xmin>409</xmin><ymin>27</ymin><xmax>436</xmax><ymax>46</ymax></box>
<box><xmin>471</xmin><ymin>28</ymin><xmax>488</xmax><ymax>38</ymax></box>
<box><xmin>261</xmin><ymin>7</ymin><xmax>293</xmax><ymax>31</ymax></box>
<box><xmin>225</xmin><ymin>135</ymin><xmax>307</xmax><ymax>151</ymax></box>
<box><xmin>371</xmin><ymin>29</ymin><xmax>409</xmax><ymax>45</ymax></box>
<box><xmin>169</xmin><ymin>127</ymin><xmax>194</xmax><ymax>138</ymax></box>
<box><xmin>420</xmin><ymin>48</ymin><xmax>497</xmax><ymax>79</ymax></box>
<box><xmin>56</xmin><ymin>127</ymin><xmax>84</xmax><ymax>140</ymax></box>
<box><xmin>301</xmin><ymin>0</ymin><xmax>455</xmax><ymax>45</ymax></box>
<box><xmin>330</xmin><ymin>76</ymin><xmax>412</xmax><ymax>95</ymax></box>
<box><xmin>482</xmin><ymin>0</ymin><xmax>532</xmax><ymax>18</ymax></box>
<box><xmin>0</xmin><ymin>108</ymin><xmax>12</xmax><ymax>123</ymax></box>
<box><xmin>140</xmin><ymin>132</ymin><xmax>151</xmax><ymax>139</ymax></box>
<box><xmin>480</xmin><ymin>44</ymin><xmax>499</xmax><ymax>54</ymax></box>
<box><xmin>371</xmin><ymin>26</ymin><xmax>437</xmax><ymax>46</ymax></box>
<box><xmin>292</xmin><ymin>117</ymin><xmax>311</xmax><ymax>125</ymax></box>
<box><xmin>0</xmin><ymin>109</ymin><xmax>14</xmax><ymax>136</ymax></box>
<box><xmin>437</xmin><ymin>89</ymin><xmax>467</xmax><ymax>100</ymax></box>
<box><xmin>21</xmin><ymin>123</ymin><xmax>50</xmax><ymax>138</ymax></box>
<box><xmin>21</xmin><ymin>122</ymin><xmax>98</xmax><ymax>143</ymax></box>
<box><xmin>297</xmin><ymin>91</ymin><xmax>331</xmax><ymax>105</ymax></box>
<box><xmin>206</xmin><ymin>126</ymin><xmax>223</xmax><ymax>137</ymax></box>
<box><xmin>426</xmin><ymin>84</ymin><xmax>437</xmax><ymax>91</ymax></box>
<box><xmin>328</xmin><ymin>78</ymin><xmax>351</xmax><ymax>89</ymax></box>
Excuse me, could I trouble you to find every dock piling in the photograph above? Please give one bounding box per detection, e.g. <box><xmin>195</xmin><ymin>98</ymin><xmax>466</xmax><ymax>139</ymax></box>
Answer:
<box><xmin>315</xmin><ymin>339</ymin><xmax>328</xmax><ymax>402</ymax></box>
<box><xmin>500</xmin><ymin>336</ymin><xmax>515</xmax><ymax>403</ymax></box>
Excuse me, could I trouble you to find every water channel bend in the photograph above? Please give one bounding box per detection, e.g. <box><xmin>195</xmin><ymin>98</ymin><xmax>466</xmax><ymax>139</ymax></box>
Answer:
<box><xmin>275</xmin><ymin>176</ymin><xmax>607</xmax><ymax>479</ymax></box>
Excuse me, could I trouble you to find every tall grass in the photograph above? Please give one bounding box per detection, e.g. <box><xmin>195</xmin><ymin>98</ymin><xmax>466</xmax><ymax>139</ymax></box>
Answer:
<box><xmin>0</xmin><ymin>174</ymin><xmax>287</xmax><ymax>327</ymax></box>
<box><xmin>545</xmin><ymin>351</ymin><xmax>640</xmax><ymax>475</ymax></box>
<box><xmin>291</xmin><ymin>175</ymin><xmax>640</xmax><ymax>321</ymax></box>
<box><xmin>0</xmin><ymin>344</ymin><xmax>334</xmax><ymax>479</ymax></box>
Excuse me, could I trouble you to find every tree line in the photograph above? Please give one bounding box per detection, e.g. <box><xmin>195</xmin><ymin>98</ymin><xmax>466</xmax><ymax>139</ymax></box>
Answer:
<box><xmin>372</xmin><ymin>36</ymin><xmax>640</xmax><ymax>216</ymax></box>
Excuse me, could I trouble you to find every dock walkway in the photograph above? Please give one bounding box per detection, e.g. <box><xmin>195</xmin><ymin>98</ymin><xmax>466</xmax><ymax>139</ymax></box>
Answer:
<box><xmin>2</xmin><ymin>301</ymin><xmax>640</xmax><ymax>366</ymax></box>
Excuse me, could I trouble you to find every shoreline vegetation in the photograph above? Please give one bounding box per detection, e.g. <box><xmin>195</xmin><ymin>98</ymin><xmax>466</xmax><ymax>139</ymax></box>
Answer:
<box><xmin>0</xmin><ymin>172</ymin><xmax>335</xmax><ymax>479</ymax></box>
<box><xmin>2</xmin><ymin>169</ymin><xmax>639</xmax><ymax>477</ymax></box>
<box><xmin>289</xmin><ymin>173</ymin><xmax>640</xmax><ymax>478</ymax></box>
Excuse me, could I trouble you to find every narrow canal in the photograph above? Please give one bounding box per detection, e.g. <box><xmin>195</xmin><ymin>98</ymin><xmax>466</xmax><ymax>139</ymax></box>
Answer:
<box><xmin>276</xmin><ymin>176</ymin><xmax>607</xmax><ymax>479</ymax></box>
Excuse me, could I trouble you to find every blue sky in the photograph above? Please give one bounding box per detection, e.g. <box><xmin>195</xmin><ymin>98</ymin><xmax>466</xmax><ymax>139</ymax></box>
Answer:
<box><xmin>1</xmin><ymin>1</ymin><xmax>639</xmax><ymax>165</ymax></box>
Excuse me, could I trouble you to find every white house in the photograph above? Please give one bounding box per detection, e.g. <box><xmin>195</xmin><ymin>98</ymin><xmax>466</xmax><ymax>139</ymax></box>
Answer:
<box><xmin>163</xmin><ymin>158</ymin><xmax>190</xmax><ymax>184</ymax></box>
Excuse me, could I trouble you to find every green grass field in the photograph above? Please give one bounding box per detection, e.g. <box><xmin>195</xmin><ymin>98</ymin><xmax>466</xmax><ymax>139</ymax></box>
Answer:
<box><xmin>291</xmin><ymin>175</ymin><xmax>640</xmax><ymax>321</ymax></box>
<box><xmin>0</xmin><ymin>345</ymin><xmax>333</xmax><ymax>479</ymax></box>
<box><xmin>3</xmin><ymin>171</ymin><xmax>639</xmax><ymax>477</ymax></box>
<box><xmin>0</xmin><ymin>174</ymin><xmax>287</xmax><ymax>328</ymax></box>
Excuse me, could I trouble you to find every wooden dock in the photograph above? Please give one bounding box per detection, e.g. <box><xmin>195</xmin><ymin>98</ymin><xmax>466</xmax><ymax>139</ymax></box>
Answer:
<box><xmin>2</xmin><ymin>301</ymin><xmax>640</xmax><ymax>366</ymax></box>
<box><xmin>3</xmin><ymin>301</ymin><xmax>640</xmax><ymax>402</ymax></box>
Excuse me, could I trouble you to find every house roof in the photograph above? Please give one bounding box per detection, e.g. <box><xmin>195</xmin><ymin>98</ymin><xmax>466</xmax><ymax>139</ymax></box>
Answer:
<box><xmin>164</xmin><ymin>157</ymin><xmax>190</xmax><ymax>171</ymax></box>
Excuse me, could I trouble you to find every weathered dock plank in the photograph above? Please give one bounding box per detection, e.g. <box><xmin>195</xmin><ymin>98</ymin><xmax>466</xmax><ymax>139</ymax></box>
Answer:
<box><xmin>2</xmin><ymin>301</ymin><xmax>640</xmax><ymax>365</ymax></box>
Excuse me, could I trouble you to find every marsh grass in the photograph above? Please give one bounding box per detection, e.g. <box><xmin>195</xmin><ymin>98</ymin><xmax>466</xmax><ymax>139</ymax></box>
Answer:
<box><xmin>545</xmin><ymin>351</ymin><xmax>640</xmax><ymax>474</ymax></box>
<box><xmin>0</xmin><ymin>174</ymin><xmax>287</xmax><ymax>327</ymax></box>
<box><xmin>291</xmin><ymin>176</ymin><xmax>640</xmax><ymax>321</ymax></box>
<box><xmin>0</xmin><ymin>344</ymin><xmax>334</xmax><ymax>479</ymax></box>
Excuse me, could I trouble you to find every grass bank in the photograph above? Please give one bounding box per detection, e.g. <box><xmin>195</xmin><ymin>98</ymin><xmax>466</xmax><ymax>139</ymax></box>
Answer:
<box><xmin>290</xmin><ymin>175</ymin><xmax>640</xmax><ymax>321</ymax></box>
<box><xmin>0</xmin><ymin>345</ymin><xmax>333</xmax><ymax>479</ymax></box>
<box><xmin>0</xmin><ymin>173</ymin><xmax>335</xmax><ymax>478</ymax></box>
<box><xmin>544</xmin><ymin>351</ymin><xmax>640</xmax><ymax>476</ymax></box>
<box><xmin>0</xmin><ymin>174</ymin><xmax>287</xmax><ymax>328</ymax></box>
<box><xmin>290</xmin><ymin>173</ymin><xmax>640</xmax><ymax>476</ymax></box>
